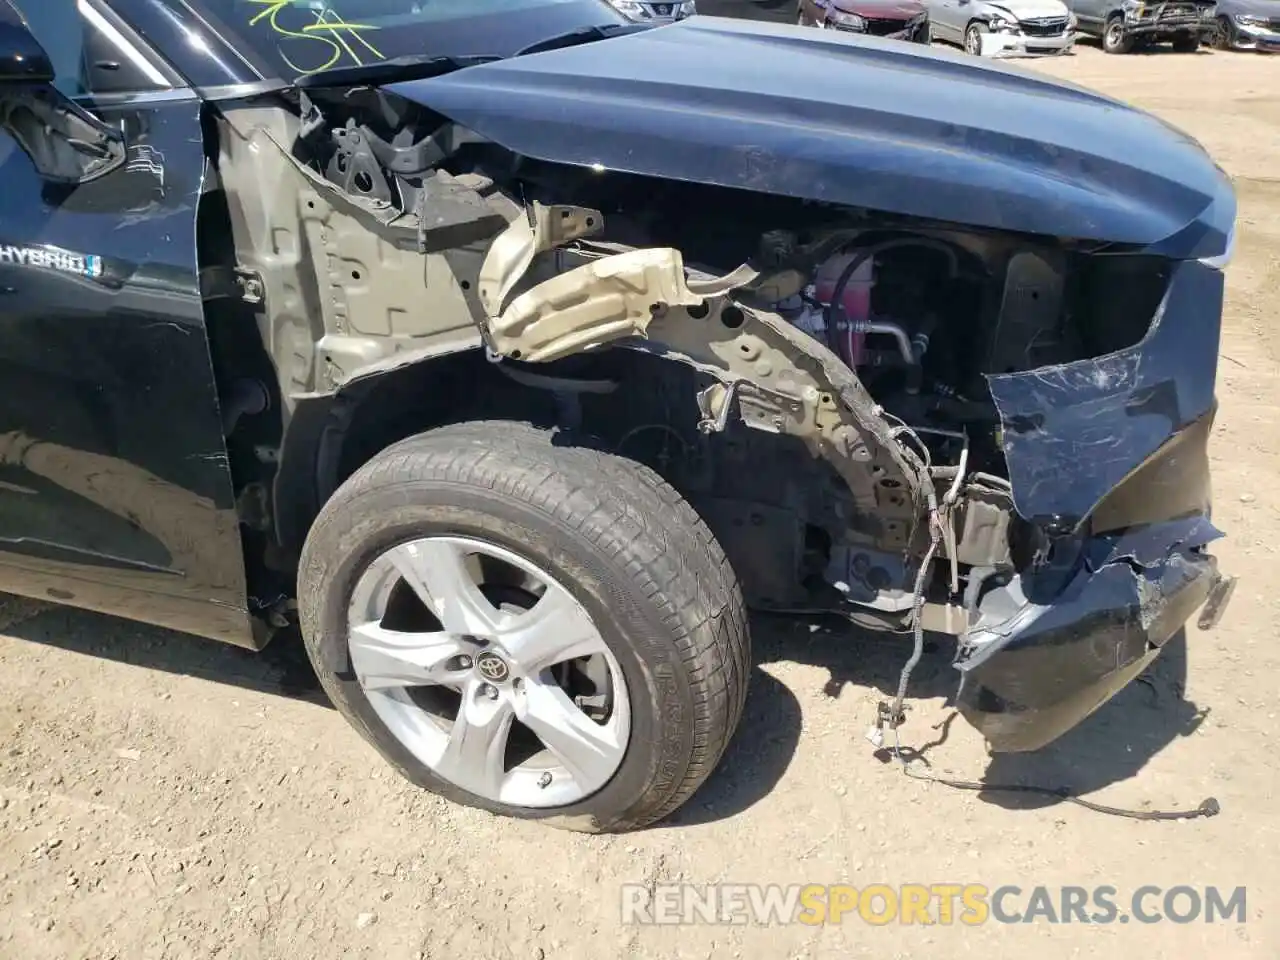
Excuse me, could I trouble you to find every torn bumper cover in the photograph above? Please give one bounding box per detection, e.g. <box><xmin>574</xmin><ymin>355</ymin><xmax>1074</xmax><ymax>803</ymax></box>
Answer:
<box><xmin>956</xmin><ymin>258</ymin><xmax>1234</xmax><ymax>752</ymax></box>
<box><xmin>956</xmin><ymin>516</ymin><xmax>1229</xmax><ymax>752</ymax></box>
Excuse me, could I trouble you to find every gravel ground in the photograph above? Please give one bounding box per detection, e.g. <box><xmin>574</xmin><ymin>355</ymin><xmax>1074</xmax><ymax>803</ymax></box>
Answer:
<box><xmin>1</xmin><ymin>40</ymin><xmax>1278</xmax><ymax>960</ymax></box>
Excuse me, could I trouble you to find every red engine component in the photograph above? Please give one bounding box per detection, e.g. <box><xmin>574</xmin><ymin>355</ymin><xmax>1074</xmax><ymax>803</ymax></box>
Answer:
<box><xmin>813</xmin><ymin>252</ymin><xmax>875</xmax><ymax>368</ymax></box>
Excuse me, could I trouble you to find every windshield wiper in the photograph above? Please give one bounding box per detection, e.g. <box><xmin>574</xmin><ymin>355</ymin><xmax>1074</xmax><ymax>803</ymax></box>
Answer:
<box><xmin>294</xmin><ymin>54</ymin><xmax>500</xmax><ymax>89</ymax></box>
<box><xmin>513</xmin><ymin>23</ymin><xmax>652</xmax><ymax>58</ymax></box>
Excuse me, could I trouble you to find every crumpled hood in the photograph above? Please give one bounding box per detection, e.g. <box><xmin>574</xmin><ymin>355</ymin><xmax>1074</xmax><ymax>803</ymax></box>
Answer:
<box><xmin>390</xmin><ymin>17</ymin><xmax>1234</xmax><ymax>255</ymax></box>
<box><xmin>986</xmin><ymin>0</ymin><xmax>1071</xmax><ymax>19</ymax></box>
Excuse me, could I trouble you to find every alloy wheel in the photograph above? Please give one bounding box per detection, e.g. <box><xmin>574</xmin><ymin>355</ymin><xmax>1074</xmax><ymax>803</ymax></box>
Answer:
<box><xmin>1105</xmin><ymin>19</ymin><xmax>1125</xmax><ymax>50</ymax></box>
<box><xmin>346</xmin><ymin>536</ymin><xmax>631</xmax><ymax>808</ymax></box>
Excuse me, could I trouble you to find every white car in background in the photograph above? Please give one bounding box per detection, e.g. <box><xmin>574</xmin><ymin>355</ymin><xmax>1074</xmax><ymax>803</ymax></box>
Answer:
<box><xmin>927</xmin><ymin>0</ymin><xmax>1078</xmax><ymax>54</ymax></box>
<box><xmin>603</xmin><ymin>0</ymin><xmax>698</xmax><ymax>22</ymax></box>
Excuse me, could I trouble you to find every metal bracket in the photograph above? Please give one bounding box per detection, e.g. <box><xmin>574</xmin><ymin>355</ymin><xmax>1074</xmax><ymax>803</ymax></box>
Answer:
<box><xmin>697</xmin><ymin>380</ymin><xmax>743</xmax><ymax>435</ymax></box>
<box><xmin>1196</xmin><ymin>571</ymin><xmax>1237</xmax><ymax>631</ymax></box>
<box><xmin>477</xmin><ymin>202</ymin><xmax>604</xmax><ymax>319</ymax></box>
<box><xmin>197</xmin><ymin>265</ymin><xmax>264</xmax><ymax>305</ymax></box>
<box><xmin>235</xmin><ymin>267</ymin><xmax>264</xmax><ymax>305</ymax></box>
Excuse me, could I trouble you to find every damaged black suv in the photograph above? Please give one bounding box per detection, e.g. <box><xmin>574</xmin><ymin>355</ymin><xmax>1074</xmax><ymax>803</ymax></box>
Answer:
<box><xmin>0</xmin><ymin>0</ymin><xmax>1236</xmax><ymax>832</ymax></box>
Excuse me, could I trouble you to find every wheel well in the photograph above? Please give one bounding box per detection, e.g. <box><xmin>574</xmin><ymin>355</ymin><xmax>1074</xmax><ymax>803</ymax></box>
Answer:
<box><xmin>330</xmin><ymin>349</ymin><xmax>559</xmax><ymax>489</ymax></box>
<box><xmin>274</xmin><ymin>347</ymin><xmax>562</xmax><ymax>558</ymax></box>
<box><xmin>276</xmin><ymin>346</ymin><xmax>840</xmax><ymax>610</ymax></box>
<box><xmin>279</xmin><ymin>346</ymin><xmax>693</xmax><ymax>557</ymax></box>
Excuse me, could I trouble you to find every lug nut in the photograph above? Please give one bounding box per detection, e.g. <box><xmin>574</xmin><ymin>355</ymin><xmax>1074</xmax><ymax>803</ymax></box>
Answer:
<box><xmin>457</xmin><ymin>656</ymin><xmax>472</xmax><ymax>670</ymax></box>
<box><xmin>537</xmin><ymin>772</ymin><xmax>552</xmax><ymax>789</ymax></box>
<box><xmin>480</xmin><ymin>683</ymin><xmax>499</xmax><ymax>701</ymax></box>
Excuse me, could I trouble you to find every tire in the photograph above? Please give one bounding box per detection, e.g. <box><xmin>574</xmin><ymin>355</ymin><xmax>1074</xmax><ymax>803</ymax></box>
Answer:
<box><xmin>1171</xmin><ymin>31</ymin><xmax>1200</xmax><ymax>52</ymax></box>
<box><xmin>1103</xmin><ymin>15</ymin><xmax>1133</xmax><ymax>53</ymax></box>
<box><xmin>915</xmin><ymin>21</ymin><xmax>932</xmax><ymax>44</ymax></box>
<box><xmin>964</xmin><ymin>20</ymin><xmax>988</xmax><ymax>55</ymax></box>
<box><xmin>298</xmin><ymin>420</ymin><xmax>750</xmax><ymax>832</ymax></box>
<box><xmin>1211</xmin><ymin>15</ymin><xmax>1235</xmax><ymax>49</ymax></box>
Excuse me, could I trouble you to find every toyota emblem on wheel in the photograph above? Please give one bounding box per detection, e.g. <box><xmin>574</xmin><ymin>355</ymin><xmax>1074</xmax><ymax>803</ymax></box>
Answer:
<box><xmin>475</xmin><ymin>652</ymin><xmax>510</xmax><ymax>682</ymax></box>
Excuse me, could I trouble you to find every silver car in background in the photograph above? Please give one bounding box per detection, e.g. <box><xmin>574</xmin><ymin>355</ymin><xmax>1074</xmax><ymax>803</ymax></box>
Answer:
<box><xmin>1210</xmin><ymin>0</ymin><xmax>1280</xmax><ymax>50</ymax></box>
<box><xmin>928</xmin><ymin>0</ymin><xmax>1078</xmax><ymax>53</ymax></box>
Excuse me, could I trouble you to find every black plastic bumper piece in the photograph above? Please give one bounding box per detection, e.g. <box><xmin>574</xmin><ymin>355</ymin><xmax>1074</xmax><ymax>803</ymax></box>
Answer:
<box><xmin>956</xmin><ymin>537</ymin><xmax>1222</xmax><ymax>753</ymax></box>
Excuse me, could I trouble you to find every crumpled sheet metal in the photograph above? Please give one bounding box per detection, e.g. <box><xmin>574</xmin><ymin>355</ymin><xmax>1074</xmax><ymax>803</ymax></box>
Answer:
<box><xmin>986</xmin><ymin>259</ymin><xmax>1222</xmax><ymax>529</ymax></box>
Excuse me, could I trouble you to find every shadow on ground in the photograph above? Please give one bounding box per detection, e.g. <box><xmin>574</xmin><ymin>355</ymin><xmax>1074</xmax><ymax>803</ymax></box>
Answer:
<box><xmin>678</xmin><ymin>613</ymin><xmax>1207</xmax><ymax>822</ymax></box>
<box><xmin>1073</xmin><ymin>35</ymin><xmax>1215</xmax><ymax>54</ymax></box>
<box><xmin>3</xmin><ymin>600</ymin><xmax>1207</xmax><ymax>824</ymax></box>
<box><xmin>977</xmin><ymin>631</ymin><xmax>1209</xmax><ymax>809</ymax></box>
<box><xmin>0</xmin><ymin>602</ymin><xmax>328</xmax><ymax>706</ymax></box>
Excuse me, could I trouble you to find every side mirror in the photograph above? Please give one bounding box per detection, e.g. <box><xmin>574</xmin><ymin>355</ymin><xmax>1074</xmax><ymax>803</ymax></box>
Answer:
<box><xmin>0</xmin><ymin>6</ymin><xmax>126</xmax><ymax>184</ymax></box>
<box><xmin>0</xmin><ymin>18</ymin><xmax>54</xmax><ymax>84</ymax></box>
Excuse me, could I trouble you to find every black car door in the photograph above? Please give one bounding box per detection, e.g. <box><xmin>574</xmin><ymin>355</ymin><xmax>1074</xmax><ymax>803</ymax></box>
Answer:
<box><xmin>0</xmin><ymin>0</ymin><xmax>253</xmax><ymax>645</ymax></box>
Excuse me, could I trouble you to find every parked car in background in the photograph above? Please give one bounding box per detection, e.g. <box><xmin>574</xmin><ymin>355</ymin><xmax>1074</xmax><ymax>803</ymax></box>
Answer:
<box><xmin>603</xmin><ymin>0</ymin><xmax>698</xmax><ymax>22</ymax></box>
<box><xmin>797</xmin><ymin>0</ymin><xmax>932</xmax><ymax>41</ymax></box>
<box><xmin>1068</xmin><ymin>0</ymin><xmax>1214</xmax><ymax>51</ymax></box>
<box><xmin>697</xmin><ymin>0</ymin><xmax>797</xmax><ymax>23</ymax></box>
<box><xmin>928</xmin><ymin>0</ymin><xmax>1076</xmax><ymax>54</ymax></box>
<box><xmin>1210</xmin><ymin>0</ymin><xmax>1280</xmax><ymax>49</ymax></box>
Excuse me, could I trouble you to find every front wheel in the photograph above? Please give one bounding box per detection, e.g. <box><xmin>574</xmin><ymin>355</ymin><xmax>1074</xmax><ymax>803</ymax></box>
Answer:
<box><xmin>964</xmin><ymin>21</ymin><xmax>989</xmax><ymax>54</ymax></box>
<box><xmin>1103</xmin><ymin>15</ymin><xmax>1134</xmax><ymax>53</ymax></box>
<box><xmin>298</xmin><ymin>421</ymin><xmax>751</xmax><ymax>832</ymax></box>
<box><xmin>1211</xmin><ymin>15</ymin><xmax>1236</xmax><ymax>49</ymax></box>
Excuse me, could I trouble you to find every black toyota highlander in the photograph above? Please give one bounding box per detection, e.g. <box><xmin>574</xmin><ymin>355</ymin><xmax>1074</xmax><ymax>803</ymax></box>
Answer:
<box><xmin>0</xmin><ymin>0</ymin><xmax>1236</xmax><ymax>832</ymax></box>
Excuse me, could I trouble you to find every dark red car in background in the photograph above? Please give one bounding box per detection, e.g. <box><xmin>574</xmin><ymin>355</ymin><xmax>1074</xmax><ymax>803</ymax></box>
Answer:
<box><xmin>797</xmin><ymin>0</ymin><xmax>931</xmax><ymax>40</ymax></box>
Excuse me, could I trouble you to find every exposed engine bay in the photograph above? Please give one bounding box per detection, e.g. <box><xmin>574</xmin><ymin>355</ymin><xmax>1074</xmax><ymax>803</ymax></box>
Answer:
<box><xmin>216</xmin><ymin>80</ymin><xmax>1179</xmax><ymax>642</ymax></box>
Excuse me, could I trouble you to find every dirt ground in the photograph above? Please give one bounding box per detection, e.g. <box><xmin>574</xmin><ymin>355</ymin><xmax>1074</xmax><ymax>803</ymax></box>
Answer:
<box><xmin>2</xmin><ymin>40</ymin><xmax>1278</xmax><ymax>960</ymax></box>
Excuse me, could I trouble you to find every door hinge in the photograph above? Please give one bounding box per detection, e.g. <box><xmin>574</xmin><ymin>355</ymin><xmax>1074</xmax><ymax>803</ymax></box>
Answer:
<box><xmin>198</xmin><ymin>266</ymin><xmax>265</xmax><ymax>305</ymax></box>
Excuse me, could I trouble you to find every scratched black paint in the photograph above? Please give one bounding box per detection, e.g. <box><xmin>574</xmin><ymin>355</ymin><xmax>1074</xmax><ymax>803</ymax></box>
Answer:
<box><xmin>988</xmin><ymin>259</ymin><xmax>1224</xmax><ymax>532</ymax></box>
<box><xmin>0</xmin><ymin>88</ymin><xmax>252</xmax><ymax>644</ymax></box>
<box><xmin>951</xmin><ymin>257</ymin><xmax>1228</xmax><ymax>750</ymax></box>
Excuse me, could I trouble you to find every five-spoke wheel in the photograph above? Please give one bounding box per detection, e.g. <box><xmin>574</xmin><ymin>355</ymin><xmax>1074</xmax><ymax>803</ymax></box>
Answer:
<box><xmin>347</xmin><ymin>536</ymin><xmax>629</xmax><ymax>807</ymax></box>
<box><xmin>299</xmin><ymin>421</ymin><xmax>750</xmax><ymax>832</ymax></box>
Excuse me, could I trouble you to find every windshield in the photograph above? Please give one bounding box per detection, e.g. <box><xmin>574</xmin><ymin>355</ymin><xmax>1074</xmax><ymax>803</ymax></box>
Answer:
<box><xmin>191</xmin><ymin>0</ymin><xmax>628</xmax><ymax>78</ymax></box>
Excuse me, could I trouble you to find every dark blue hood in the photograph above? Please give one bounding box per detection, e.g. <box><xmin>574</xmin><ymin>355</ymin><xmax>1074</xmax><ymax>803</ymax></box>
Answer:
<box><xmin>389</xmin><ymin>17</ymin><xmax>1234</xmax><ymax>256</ymax></box>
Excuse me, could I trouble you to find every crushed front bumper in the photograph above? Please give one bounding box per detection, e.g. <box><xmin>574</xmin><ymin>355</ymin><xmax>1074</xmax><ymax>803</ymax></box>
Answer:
<box><xmin>956</xmin><ymin>518</ymin><xmax>1231</xmax><ymax>751</ymax></box>
<box><xmin>979</xmin><ymin>29</ymin><xmax>1076</xmax><ymax>56</ymax></box>
<box><xmin>956</xmin><ymin>256</ymin><xmax>1235</xmax><ymax>752</ymax></box>
<box><xmin>1124</xmin><ymin>7</ymin><xmax>1210</xmax><ymax>38</ymax></box>
<box><xmin>830</xmin><ymin>18</ymin><xmax>932</xmax><ymax>43</ymax></box>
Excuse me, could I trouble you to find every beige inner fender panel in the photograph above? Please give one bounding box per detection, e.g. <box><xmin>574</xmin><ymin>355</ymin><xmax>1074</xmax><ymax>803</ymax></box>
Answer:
<box><xmin>476</xmin><ymin>205</ymin><xmax>925</xmax><ymax>546</ymax></box>
<box><xmin>487</xmin><ymin>248</ymin><xmax>706</xmax><ymax>363</ymax></box>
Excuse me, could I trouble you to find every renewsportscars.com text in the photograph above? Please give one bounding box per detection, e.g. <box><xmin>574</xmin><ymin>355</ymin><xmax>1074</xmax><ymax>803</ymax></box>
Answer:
<box><xmin>621</xmin><ymin>883</ymin><xmax>1247</xmax><ymax>926</ymax></box>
